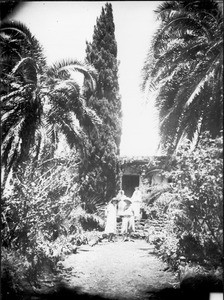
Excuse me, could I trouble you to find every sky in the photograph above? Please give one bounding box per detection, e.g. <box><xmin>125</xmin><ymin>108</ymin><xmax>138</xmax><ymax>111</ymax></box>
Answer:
<box><xmin>9</xmin><ymin>1</ymin><xmax>162</xmax><ymax>157</ymax></box>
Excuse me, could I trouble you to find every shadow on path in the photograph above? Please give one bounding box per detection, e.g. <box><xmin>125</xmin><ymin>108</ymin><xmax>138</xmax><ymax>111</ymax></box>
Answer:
<box><xmin>7</xmin><ymin>274</ymin><xmax>222</xmax><ymax>300</ymax></box>
<box><xmin>147</xmin><ymin>274</ymin><xmax>223</xmax><ymax>300</ymax></box>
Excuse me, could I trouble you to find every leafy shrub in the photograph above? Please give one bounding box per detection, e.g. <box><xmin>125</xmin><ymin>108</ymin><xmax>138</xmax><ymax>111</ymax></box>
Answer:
<box><xmin>1</xmin><ymin>241</ymin><xmax>61</xmax><ymax>297</ymax></box>
<box><xmin>1</xmin><ymin>156</ymin><xmax>81</xmax><ymax>294</ymax></box>
<box><xmin>1</xmin><ymin>155</ymin><xmax>81</xmax><ymax>248</ymax></box>
<box><xmin>1</xmin><ymin>149</ymin><xmax>107</xmax><ymax>296</ymax></box>
<box><xmin>146</xmin><ymin>133</ymin><xmax>223</xmax><ymax>269</ymax></box>
<box><xmin>1</xmin><ymin>249</ymin><xmax>26</xmax><ymax>298</ymax></box>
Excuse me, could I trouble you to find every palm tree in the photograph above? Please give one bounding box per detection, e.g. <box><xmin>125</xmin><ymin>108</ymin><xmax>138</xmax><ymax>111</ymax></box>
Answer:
<box><xmin>39</xmin><ymin>59</ymin><xmax>101</xmax><ymax>161</ymax></box>
<box><xmin>142</xmin><ymin>0</ymin><xmax>223</xmax><ymax>153</ymax></box>
<box><xmin>1</xmin><ymin>21</ymin><xmax>100</xmax><ymax>186</ymax></box>
<box><xmin>0</xmin><ymin>21</ymin><xmax>46</xmax><ymax>85</ymax></box>
<box><xmin>1</xmin><ymin>21</ymin><xmax>46</xmax><ymax>184</ymax></box>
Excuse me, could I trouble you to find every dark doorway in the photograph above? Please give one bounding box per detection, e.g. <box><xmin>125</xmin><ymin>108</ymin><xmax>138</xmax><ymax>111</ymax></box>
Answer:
<box><xmin>122</xmin><ymin>175</ymin><xmax>139</xmax><ymax>197</ymax></box>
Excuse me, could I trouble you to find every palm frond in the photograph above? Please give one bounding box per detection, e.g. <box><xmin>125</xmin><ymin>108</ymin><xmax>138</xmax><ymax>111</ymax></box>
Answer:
<box><xmin>74</xmin><ymin>96</ymin><xmax>102</xmax><ymax>126</ymax></box>
<box><xmin>12</xmin><ymin>57</ymin><xmax>37</xmax><ymax>74</ymax></box>
<box><xmin>47</xmin><ymin>59</ymin><xmax>97</xmax><ymax>91</ymax></box>
<box><xmin>1</xmin><ymin>116</ymin><xmax>25</xmax><ymax>160</ymax></box>
<box><xmin>1</xmin><ymin>107</ymin><xmax>18</xmax><ymax>124</ymax></box>
<box><xmin>52</xmin><ymin>79</ymin><xmax>80</xmax><ymax>95</ymax></box>
<box><xmin>1</xmin><ymin>88</ymin><xmax>25</xmax><ymax>103</ymax></box>
<box><xmin>152</xmin><ymin>41</ymin><xmax>208</xmax><ymax>78</ymax></box>
<box><xmin>0</xmin><ymin>21</ymin><xmax>46</xmax><ymax>68</ymax></box>
<box><xmin>60</xmin><ymin>118</ymin><xmax>90</xmax><ymax>155</ymax></box>
<box><xmin>184</xmin><ymin>53</ymin><xmax>221</xmax><ymax>108</ymax></box>
<box><xmin>154</xmin><ymin>16</ymin><xmax>211</xmax><ymax>51</ymax></box>
<box><xmin>1</xmin><ymin>20</ymin><xmax>99</xmax><ymax>177</ymax></box>
<box><xmin>142</xmin><ymin>0</ymin><xmax>223</xmax><ymax>154</ymax></box>
<box><xmin>154</xmin><ymin>1</ymin><xmax>180</xmax><ymax>20</ymax></box>
<box><xmin>0</xmin><ymin>21</ymin><xmax>34</xmax><ymax>41</ymax></box>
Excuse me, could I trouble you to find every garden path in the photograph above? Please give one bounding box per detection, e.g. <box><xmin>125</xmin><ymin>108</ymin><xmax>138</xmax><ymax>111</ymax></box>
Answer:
<box><xmin>62</xmin><ymin>238</ymin><xmax>178</xmax><ymax>300</ymax></box>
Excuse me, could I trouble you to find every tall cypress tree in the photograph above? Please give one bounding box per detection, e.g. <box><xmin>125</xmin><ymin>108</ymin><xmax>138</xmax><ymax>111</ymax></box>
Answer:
<box><xmin>80</xmin><ymin>3</ymin><xmax>122</xmax><ymax>210</ymax></box>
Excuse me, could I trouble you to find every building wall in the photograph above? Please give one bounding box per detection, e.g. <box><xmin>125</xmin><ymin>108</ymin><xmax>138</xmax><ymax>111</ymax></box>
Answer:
<box><xmin>120</xmin><ymin>156</ymin><xmax>170</xmax><ymax>196</ymax></box>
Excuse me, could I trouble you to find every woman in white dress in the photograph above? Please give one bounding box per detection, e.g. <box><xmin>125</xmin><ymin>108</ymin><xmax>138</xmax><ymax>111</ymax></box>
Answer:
<box><xmin>131</xmin><ymin>187</ymin><xmax>142</xmax><ymax>220</ymax></box>
<box><xmin>104</xmin><ymin>198</ymin><xmax>118</xmax><ymax>242</ymax></box>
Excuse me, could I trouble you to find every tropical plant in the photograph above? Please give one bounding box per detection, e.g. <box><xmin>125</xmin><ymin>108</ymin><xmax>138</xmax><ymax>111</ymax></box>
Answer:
<box><xmin>0</xmin><ymin>19</ymin><xmax>103</xmax><ymax>299</ymax></box>
<box><xmin>1</xmin><ymin>154</ymin><xmax>76</xmax><ymax>249</ymax></box>
<box><xmin>146</xmin><ymin>133</ymin><xmax>223</xmax><ymax>268</ymax></box>
<box><xmin>0</xmin><ymin>21</ymin><xmax>46</xmax><ymax>185</ymax></box>
<box><xmin>1</xmin><ymin>149</ymin><xmax>105</xmax><ymax>294</ymax></box>
<box><xmin>37</xmin><ymin>59</ymin><xmax>100</xmax><ymax>161</ymax></box>
<box><xmin>1</xmin><ymin>21</ymin><xmax>100</xmax><ymax>187</ymax></box>
<box><xmin>142</xmin><ymin>0</ymin><xmax>223</xmax><ymax>154</ymax></box>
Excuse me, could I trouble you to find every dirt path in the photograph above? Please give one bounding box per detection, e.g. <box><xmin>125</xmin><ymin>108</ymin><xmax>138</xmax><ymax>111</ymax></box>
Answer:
<box><xmin>62</xmin><ymin>238</ymin><xmax>178</xmax><ymax>300</ymax></box>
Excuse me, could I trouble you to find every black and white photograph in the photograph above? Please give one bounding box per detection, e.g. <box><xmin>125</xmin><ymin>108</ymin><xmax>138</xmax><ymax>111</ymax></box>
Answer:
<box><xmin>1</xmin><ymin>1</ymin><xmax>223</xmax><ymax>299</ymax></box>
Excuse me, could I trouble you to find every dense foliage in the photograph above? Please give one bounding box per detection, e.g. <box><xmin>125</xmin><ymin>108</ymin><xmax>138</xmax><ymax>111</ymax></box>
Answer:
<box><xmin>0</xmin><ymin>21</ymin><xmax>99</xmax><ymax>188</ymax></box>
<box><xmin>1</xmin><ymin>152</ymin><xmax>105</xmax><ymax>295</ymax></box>
<box><xmin>145</xmin><ymin>133</ymin><xmax>223</xmax><ymax>270</ymax></box>
<box><xmin>0</xmin><ymin>20</ymin><xmax>104</xmax><ymax>297</ymax></box>
<box><xmin>80</xmin><ymin>3</ymin><xmax>122</xmax><ymax>208</ymax></box>
<box><xmin>142</xmin><ymin>0</ymin><xmax>223</xmax><ymax>154</ymax></box>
